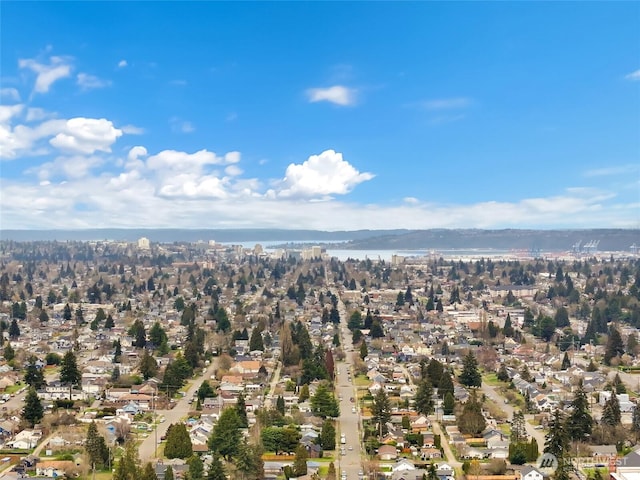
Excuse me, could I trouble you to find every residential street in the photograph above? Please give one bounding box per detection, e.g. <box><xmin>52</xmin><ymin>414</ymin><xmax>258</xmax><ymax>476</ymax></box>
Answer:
<box><xmin>138</xmin><ymin>359</ymin><xmax>219</xmax><ymax>461</ymax></box>
<box><xmin>336</xmin><ymin>297</ymin><xmax>364</xmax><ymax>480</ymax></box>
<box><xmin>479</xmin><ymin>382</ymin><xmax>546</xmax><ymax>454</ymax></box>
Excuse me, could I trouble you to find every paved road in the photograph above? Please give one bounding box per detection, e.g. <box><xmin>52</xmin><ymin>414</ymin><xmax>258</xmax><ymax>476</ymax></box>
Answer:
<box><xmin>335</xmin><ymin>296</ymin><xmax>363</xmax><ymax>480</ymax></box>
<box><xmin>139</xmin><ymin>360</ymin><xmax>219</xmax><ymax>461</ymax></box>
<box><xmin>431</xmin><ymin>420</ymin><xmax>462</xmax><ymax>468</ymax></box>
<box><xmin>480</xmin><ymin>382</ymin><xmax>546</xmax><ymax>454</ymax></box>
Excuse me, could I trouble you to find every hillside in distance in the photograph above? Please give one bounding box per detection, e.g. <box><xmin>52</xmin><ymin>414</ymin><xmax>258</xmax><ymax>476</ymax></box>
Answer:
<box><xmin>341</xmin><ymin>229</ymin><xmax>640</xmax><ymax>252</ymax></box>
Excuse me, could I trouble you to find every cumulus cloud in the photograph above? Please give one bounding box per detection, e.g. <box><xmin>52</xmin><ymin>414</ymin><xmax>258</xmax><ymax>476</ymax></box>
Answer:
<box><xmin>18</xmin><ymin>55</ymin><xmax>72</xmax><ymax>94</ymax></box>
<box><xmin>274</xmin><ymin>150</ymin><xmax>374</xmax><ymax>198</ymax></box>
<box><xmin>306</xmin><ymin>85</ymin><xmax>357</xmax><ymax>106</ymax></box>
<box><xmin>77</xmin><ymin>73</ymin><xmax>111</xmax><ymax>90</ymax></box>
<box><xmin>117</xmin><ymin>60</ymin><xmax>128</xmax><ymax>68</ymax></box>
<box><xmin>225</xmin><ymin>165</ymin><xmax>243</xmax><ymax>176</ymax></box>
<box><xmin>146</xmin><ymin>149</ymin><xmax>233</xmax><ymax>173</ymax></box>
<box><xmin>49</xmin><ymin>118</ymin><xmax>122</xmax><ymax>154</ymax></box>
<box><xmin>127</xmin><ymin>146</ymin><xmax>148</xmax><ymax>162</ymax></box>
<box><xmin>29</xmin><ymin>155</ymin><xmax>103</xmax><ymax>181</ymax></box>
<box><xmin>625</xmin><ymin>69</ymin><xmax>640</xmax><ymax>81</ymax></box>
<box><xmin>0</xmin><ymin>88</ymin><xmax>20</xmax><ymax>102</ymax></box>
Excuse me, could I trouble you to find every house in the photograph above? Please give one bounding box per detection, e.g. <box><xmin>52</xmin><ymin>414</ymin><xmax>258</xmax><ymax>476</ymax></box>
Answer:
<box><xmin>436</xmin><ymin>463</ymin><xmax>456</xmax><ymax>480</ymax></box>
<box><xmin>520</xmin><ymin>465</ymin><xmax>544</xmax><ymax>480</ymax></box>
<box><xmin>613</xmin><ymin>445</ymin><xmax>640</xmax><ymax>480</ymax></box>
<box><xmin>7</xmin><ymin>429</ymin><xmax>41</xmax><ymax>449</ymax></box>
<box><xmin>411</xmin><ymin>415</ymin><xmax>430</xmax><ymax>433</ymax></box>
<box><xmin>36</xmin><ymin>460</ymin><xmax>76</xmax><ymax>477</ymax></box>
<box><xmin>378</xmin><ymin>444</ymin><xmax>398</xmax><ymax>460</ymax></box>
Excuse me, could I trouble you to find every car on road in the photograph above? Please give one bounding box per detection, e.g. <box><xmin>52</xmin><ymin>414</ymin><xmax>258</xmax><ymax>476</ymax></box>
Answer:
<box><xmin>348</xmin><ymin>445</ymin><xmax>353</xmax><ymax>451</ymax></box>
<box><xmin>351</xmin><ymin>406</ymin><xmax>356</xmax><ymax>413</ymax></box>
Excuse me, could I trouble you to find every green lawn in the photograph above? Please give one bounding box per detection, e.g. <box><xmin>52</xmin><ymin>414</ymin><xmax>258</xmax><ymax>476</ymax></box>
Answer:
<box><xmin>354</xmin><ymin>375</ymin><xmax>369</xmax><ymax>387</ymax></box>
<box><xmin>482</xmin><ymin>373</ymin><xmax>503</xmax><ymax>386</ymax></box>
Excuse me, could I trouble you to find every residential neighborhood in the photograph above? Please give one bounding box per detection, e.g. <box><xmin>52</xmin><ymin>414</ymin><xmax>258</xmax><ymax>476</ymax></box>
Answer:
<box><xmin>0</xmin><ymin>239</ymin><xmax>638</xmax><ymax>480</ymax></box>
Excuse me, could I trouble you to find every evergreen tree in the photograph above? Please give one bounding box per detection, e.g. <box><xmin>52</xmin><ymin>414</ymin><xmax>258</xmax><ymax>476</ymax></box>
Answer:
<box><xmin>439</xmin><ymin>370</ymin><xmax>454</xmax><ymax>397</ymax></box>
<box><xmin>149</xmin><ymin>322</ymin><xmax>168</xmax><ymax>348</ymax></box>
<box><xmin>320</xmin><ymin>419</ymin><xmax>336</xmax><ymax>450</ymax></box>
<box><xmin>3</xmin><ymin>344</ymin><xmax>14</xmax><ymax>362</ymax></box>
<box><xmin>8</xmin><ymin>318</ymin><xmax>20</xmax><ymax>339</ymax></box>
<box><xmin>165</xmin><ymin>466</ymin><xmax>175</xmax><ymax>480</ymax></box>
<box><xmin>140</xmin><ymin>463</ymin><xmax>158</xmax><ymax>480</ymax></box>
<box><xmin>24</xmin><ymin>356</ymin><xmax>45</xmax><ymax>390</ymax></box>
<box><xmin>503</xmin><ymin>314</ymin><xmax>514</xmax><ymax>337</ymax></box>
<box><xmin>197</xmin><ymin>380</ymin><xmax>215</xmax><ymax>401</ymax></box>
<box><xmin>187</xmin><ymin>455</ymin><xmax>204</xmax><ymax>480</ymax></box>
<box><xmin>566</xmin><ymin>380</ymin><xmax>593</xmax><ymax>442</ymax></box>
<box><xmin>604</xmin><ymin>325</ymin><xmax>625</xmax><ymax>365</ymax></box>
<box><xmin>276</xmin><ymin>395</ymin><xmax>285</xmax><ymax>416</ymax></box>
<box><xmin>511</xmin><ymin>411</ymin><xmax>527</xmax><ymax>444</ymax></box>
<box><xmin>113</xmin><ymin>339</ymin><xmax>122</xmax><ymax>363</ymax></box>
<box><xmin>249</xmin><ymin>326</ymin><xmax>264</xmax><ymax>351</ymax></box>
<box><xmin>139</xmin><ymin>349</ymin><xmax>158</xmax><ymax>380</ymax></box>
<box><xmin>298</xmin><ymin>384</ymin><xmax>310</xmax><ymax>403</ymax></box>
<box><xmin>371</xmin><ymin>388</ymin><xmax>392</xmax><ymax>436</ymax></box>
<box><xmin>459</xmin><ymin>351</ymin><xmax>482</xmax><ymax>387</ymax></box>
<box><xmin>443</xmin><ymin>391</ymin><xmax>455</xmax><ymax>415</ymax></box>
<box><xmin>206</xmin><ymin>456</ymin><xmax>226</xmax><ymax>480</ymax></box>
<box><xmin>457</xmin><ymin>390</ymin><xmax>486</xmax><ymax>435</ymax></box>
<box><xmin>113</xmin><ymin>441</ymin><xmax>140</xmax><ymax>480</ymax></box>
<box><xmin>561</xmin><ymin>352</ymin><xmax>571</xmax><ymax>370</ymax></box>
<box><xmin>164</xmin><ymin>423</ymin><xmax>193</xmax><ymax>459</ymax></box>
<box><xmin>360</xmin><ymin>341</ymin><xmax>368</xmax><ymax>360</ymax></box>
<box><xmin>60</xmin><ymin>350</ymin><xmax>81</xmax><ymax>387</ymax></box>
<box><xmin>602</xmin><ymin>393</ymin><xmax>621</xmax><ymax>427</ymax></box>
<box><xmin>85</xmin><ymin>421</ymin><xmax>110</xmax><ymax>469</ymax></box>
<box><xmin>310</xmin><ymin>383</ymin><xmax>339</xmax><ymax>418</ymax></box>
<box><xmin>497</xmin><ymin>363</ymin><xmax>509</xmax><ymax>382</ymax></box>
<box><xmin>104</xmin><ymin>314</ymin><xmax>115</xmax><ymax>329</ymax></box>
<box><xmin>236</xmin><ymin>393</ymin><xmax>248</xmax><ymax>428</ymax></box>
<box><xmin>208</xmin><ymin>407</ymin><xmax>242</xmax><ymax>461</ymax></box>
<box><xmin>22</xmin><ymin>387</ymin><xmax>44</xmax><ymax>427</ymax></box>
<box><xmin>414</xmin><ymin>379</ymin><xmax>434</xmax><ymax>415</ymax></box>
<box><xmin>544</xmin><ymin>409</ymin><xmax>568</xmax><ymax>459</ymax></box>
<box><xmin>292</xmin><ymin>444</ymin><xmax>308</xmax><ymax>476</ymax></box>
<box><xmin>369</xmin><ymin>319</ymin><xmax>384</xmax><ymax>338</ymax></box>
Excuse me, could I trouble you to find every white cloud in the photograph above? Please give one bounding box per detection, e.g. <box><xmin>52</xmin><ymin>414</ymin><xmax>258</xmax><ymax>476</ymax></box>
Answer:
<box><xmin>225</xmin><ymin>165</ymin><xmax>243</xmax><ymax>176</ymax></box>
<box><xmin>0</xmin><ymin>88</ymin><xmax>20</xmax><ymax>102</ymax></box>
<box><xmin>1</xmin><ymin>172</ymin><xmax>636</xmax><ymax>230</ymax></box>
<box><xmin>118</xmin><ymin>60</ymin><xmax>128</xmax><ymax>68</ymax></box>
<box><xmin>121</xmin><ymin>124</ymin><xmax>145</xmax><ymax>135</ymax></box>
<box><xmin>49</xmin><ymin>118</ymin><xmax>122</xmax><ymax>154</ymax></box>
<box><xmin>77</xmin><ymin>73</ymin><xmax>112</xmax><ymax>91</ymax></box>
<box><xmin>274</xmin><ymin>149</ymin><xmax>374</xmax><ymax>198</ymax></box>
<box><xmin>25</xmin><ymin>108</ymin><xmax>52</xmax><ymax>122</ymax></box>
<box><xmin>224</xmin><ymin>151</ymin><xmax>241</xmax><ymax>164</ymax></box>
<box><xmin>146</xmin><ymin>149</ymin><xmax>231</xmax><ymax>173</ymax></box>
<box><xmin>127</xmin><ymin>146</ymin><xmax>148</xmax><ymax>162</ymax></box>
<box><xmin>306</xmin><ymin>85</ymin><xmax>357</xmax><ymax>106</ymax></box>
<box><xmin>0</xmin><ymin>104</ymin><xmax>24</xmax><ymax>124</ymax></box>
<box><xmin>29</xmin><ymin>155</ymin><xmax>103</xmax><ymax>181</ymax></box>
<box><xmin>625</xmin><ymin>69</ymin><xmax>640</xmax><ymax>81</ymax></box>
<box><xmin>422</xmin><ymin>97</ymin><xmax>471</xmax><ymax>110</ymax></box>
<box><xmin>18</xmin><ymin>55</ymin><xmax>72</xmax><ymax>94</ymax></box>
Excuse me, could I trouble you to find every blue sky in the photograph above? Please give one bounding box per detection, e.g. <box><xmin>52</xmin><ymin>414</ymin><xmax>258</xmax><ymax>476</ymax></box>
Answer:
<box><xmin>1</xmin><ymin>2</ymin><xmax>638</xmax><ymax>230</ymax></box>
